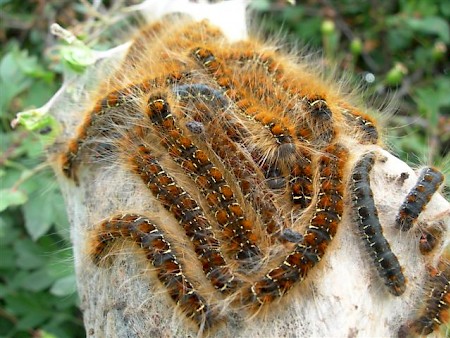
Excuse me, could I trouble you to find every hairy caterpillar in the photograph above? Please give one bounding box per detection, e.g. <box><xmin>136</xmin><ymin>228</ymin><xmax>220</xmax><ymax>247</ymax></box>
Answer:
<box><xmin>396</xmin><ymin>167</ymin><xmax>445</xmax><ymax>231</ymax></box>
<box><xmin>90</xmin><ymin>214</ymin><xmax>215</xmax><ymax>329</ymax></box>
<box><xmin>411</xmin><ymin>259</ymin><xmax>450</xmax><ymax>335</ymax></box>
<box><xmin>399</xmin><ymin>253</ymin><xmax>450</xmax><ymax>337</ymax></box>
<box><xmin>350</xmin><ymin>152</ymin><xmax>406</xmax><ymax>296</ymax></box>
<box><xmin>244</xmin><ymin>143</ymin><xmax>348</xmax><ymax>306</ymax></box>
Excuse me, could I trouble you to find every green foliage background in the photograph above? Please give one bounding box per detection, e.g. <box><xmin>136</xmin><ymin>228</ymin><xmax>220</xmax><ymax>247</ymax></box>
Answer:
<box><xmin>1</xmin><ymin>1</ymin><xmax>449</xmax><ymax>337</ymax></box>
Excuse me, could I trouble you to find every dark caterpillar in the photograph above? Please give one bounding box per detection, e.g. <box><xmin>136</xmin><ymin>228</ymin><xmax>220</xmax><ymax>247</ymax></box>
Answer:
<box><xmin>396</xmin><ymin>167</ymin><xmax>444</xmax><ymax>231</ymax></box>
<box><xmin>350</xmin><ymin>152</ymin><xmax>406</xmax><ymax>296</ymax></box>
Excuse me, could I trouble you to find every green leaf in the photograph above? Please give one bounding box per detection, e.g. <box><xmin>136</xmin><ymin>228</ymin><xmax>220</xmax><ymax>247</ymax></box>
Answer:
<box><xmin>22</xmin><ymin>79</ymin><xmax>59</xmax><ymax>108</ymax></box>
<box><xmin>53</xmin><ymin>292</ymin><xmax>79</xmax><ymax>311</ymax></box>
<box><xmin>22</xmin><ymin>191</ymin><xmax>55</xmax><ymax>241</ymax></box>
<box><xmin>414</xmin><ymin>77</ymin><xmax>450</xmax><ymax>118</ymax></box>
<box><xmin>17</xmin><ymin>55</ymin><xmax>54</xmax><ymax>82</ymax></box>
<box><xmin>0</xmin><ymin>189</ymin><xmax>28</xmax><ymax>212</ymax></box>
<box><xmin>0</xmin><ymin>282</ymin><xmax>9</xmax><ymax>298</ymax></box>
<box><xmin>50</xmin><ymin>275</ymin><xmax>77</xmax><ymax>296</ymax></box>
<box><xmin>0</xmin><ymin>50</ymin><xmax>33</xmax><ymax>111</ymax></box>
<box><xmin>13</xmin><ymin>108</ymin><xmax>60</xmax><ymax>140</ymax></box>
<box><xmin>61</xmin><ymin>45</ymin><xmax>96</xmax><ymax>73</ymax></box>
<box><xmin>46</xmin><ymin>249</ymin><xmax>74</xmax><ymax>279</ymax></box>
<box><xmin>21</xmin><ymin>183</ymin><xmax>68</xmax><ymax>241</ymax></box>
<box><xmin>16</xmin><ymin>136</ymin><xmax>45</xmax><ymax>161</ymax></box>
<box><xmin>0</xmin><ymin>250</ymin><xmax>16</xmax><ymax>269</ymax></box>
<box><xmin>442</xmin><ymin>2</ymin><xmax>450</xmax><ymax>16</ymax></box>
<box><xmin>0</xmin><ymin>220</ymin><xmax>17</xmax><ymax>269</ymax></box>
<box><xmin>20</xmin><ymin>269</ymin><xmax>55</xmax><ymax>292</ymax></box>
<box><xmin>0</xmin><ymin>214</ymin><xmax>21</xmax><ymax>246</ymax></box>
<box><xmin>17</xmin><ymin>312</ymin><xmax>49</xmax><ymax>330</ymax></box>
<box><xmin>39</xmin><ymin>331</ymin><xmax>58</xmax><ymax>338</ymax></box>
<box><xmin>5</xmin><ymin>291</ymin><xmax>50</xmax><ymax>315</ymax></box>
<box><xmin>406</xmin><ymin>16</ymin><xmax>450</xmax><ymax>43</ymax></box>
<box><xmin>14</xmin><ymin>238</ymin><xmax>47</xmax><ymax>269</ymax></box>
<box><xmin>0</xmin><ymin>49</ymin><xmax>26</xmax><ymax>85</ymax></box>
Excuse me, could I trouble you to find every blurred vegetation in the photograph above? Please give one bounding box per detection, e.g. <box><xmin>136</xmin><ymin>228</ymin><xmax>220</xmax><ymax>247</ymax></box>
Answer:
<box><xmin>0</xmin><ymin>0</ymin><xmax>449</xmax><ymax>337</ymax></box>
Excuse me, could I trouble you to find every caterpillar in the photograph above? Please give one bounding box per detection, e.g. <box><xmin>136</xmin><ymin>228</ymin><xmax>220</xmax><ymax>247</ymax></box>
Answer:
<box><xmin>90</xmin><ymin>213</ymin><xmax>215</xmax><ymax>330</ymax></box>
<box><xmin>127</xmin><ymin>139</ymin><xmax>241</xmax><ymax>293</ymax></box>
<box><xmin>399</xmin><ymin>254</ymin><xmax>450</xmax><ymax>337</ymax></box>
<box><xmin>396</xmin><ymin>167</ymin><xmax>445</xmax><ymax>231</ymax></box>
<box><xmin>411</xmin><ymin>261</ymin><xmax>450</xmax><ymax>335</ymax></box>
<box><xmin>350</xmin><ymin>152</ymin><xmax>406</xmax><ymax>296</ymax></box>
<box><xmin>244</xmin><ymin>143</ymin><xmax>348</xmax><ymax>306</ymax></box>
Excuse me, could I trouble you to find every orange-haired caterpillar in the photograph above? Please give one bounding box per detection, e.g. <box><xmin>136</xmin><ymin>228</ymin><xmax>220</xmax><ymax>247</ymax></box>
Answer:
<box><xmin>244</xmin><ymin>143</ymin><xmax>348</xmax><ymax>305</ymax></box>
<box><xmin>419</xmin><ymin>227</ymin><xmax>444</xmax><ymax>255</ymax></box>
<box><xmin>350</xmin><ymin>152</ymin><xmax>406</xmax><ymax>296</ymax></box>
<box><xmin>191</xmin><ymin>46</ymin><xmax>298</xmax><ymax>163</ymax></box>
<box><xmin>60</xmin><ymin>88</ymin><xmax>133</xmax><ymax>181</ymax></box>
<box><xmin>174</xmin><ymin>83</ymin><xmax>286</xmax><ymax>238</ymax></box>
<box><xmin>129</xmin><ymin>142</ymin><xmax>240</xmax><ymax>293</ymax></box>
<box><xmin>410</xmin><ymin>261</ymin><xmax>450</xmax><ymax>335</ymax></box>
<box><xmin>288</xmin><ymin>151</ymin><xmax>314</xmax><ymax>210</ymax></box>
<box><xmin>224</xmin><ymin>41</ymin><xmax>343</xmax><ymax>148</ymax></box>
<box><xmin>145</xmin><ymin>93</ymin><xmax>262</xmax><ymax>264</ymax></box>
<box><xmin>229</xmin><ymin>41</ymin><xmax>382</xmax><ymax>149</ymax></box>
<box><xmin>90</xmin><ymin>213</ymin><xmax>214</xmax><ymax>329</ymax></box>
<box><xmin>396</xmin><ymin>167</ymin><xmax>445</xmax><ymax>231</ymax></box>
<box><xmin>222</xmin><ymin>42</ymin><xmax>329</xmax><ymax>148</ymax></box>
<box><xmin>60</xmin><ymin>71</ymin><xmax>189</xmax><ymax>182</ymax></box>
<box><xmin>399</xmin><ymin>255</ymin><xmax>450</xmax><ymax>336</ymax></box>
<box><xmin>340</xmin><ymin>107</ymin><xmax>379</xmax><ymax>145</ymax></box>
